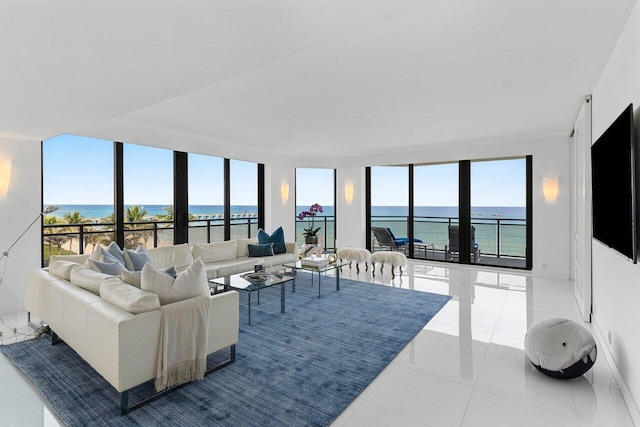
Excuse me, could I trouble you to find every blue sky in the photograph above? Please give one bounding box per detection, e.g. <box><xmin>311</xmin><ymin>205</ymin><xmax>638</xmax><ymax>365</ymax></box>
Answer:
<box><xmin>44</xmin><ymin>135</ymin><xmax>525</xmax><ymax>207</ymax></box>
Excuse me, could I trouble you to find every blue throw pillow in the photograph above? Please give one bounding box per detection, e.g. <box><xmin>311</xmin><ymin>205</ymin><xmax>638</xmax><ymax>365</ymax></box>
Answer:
<box><xmin>102</xmin><ymin>242</ymin><xmax>126</xmax><ymax>266</ymax></box>
<box><xmin>90</xmin><ymin>259</ymin><xmax>128</xmax><ymax>275</ymax></box>
<box><xmin>248</xmin><ymin>243</ymin><xmax>274</xmax><ymax>257</ymax></box>
<box><xmin>123</xmin><ymin>246</ymin><xmax>153</xmax><ymax>271</ymax></box>
<box><xmin>257</xmin><ymin>227</ymin><xmax>286</xmax><ymax>254</ymax></box>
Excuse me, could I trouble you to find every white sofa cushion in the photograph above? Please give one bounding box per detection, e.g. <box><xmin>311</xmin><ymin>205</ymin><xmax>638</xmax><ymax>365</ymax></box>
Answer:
<box><xmin>50</xmin><ymin>253</ymin><xmax>90</xmax><ymax>264</ymax></box>
<box><xmin>147</xmin><ymin>244</ymin><xmax>194</xmax><ymax>270</ymax></box>
<box><xmin>48</xmin><ymin>260</ymin><xmax>81</xmax><ymax>281</ymax></box>
<box><xmin>237</xmin><ymin>238</ymin><xmax>257</xmax><ymax>258</ymax></box>
<box><xmin>100</xmin><ymin>276</ymin><xmax>161</xmax><ymax>314</ymax></box>
<box><xmin>192</xmin><ymin>240</ymin><xmax>238</xmax><ymax>263</ymax></box>
<box><xmin>141</xmin><ymin>259</ymin><xmax>209</xmax><ymax>305</ymax></box>
<box><xmin>203</xmin><ymin>258</ymin><xmax>256</xmax><ymax>279</ymax></box>
<box><xmin>70</xmin><ymin>264</ymin><xmax>112</xmax><ymax>295</ymax></box>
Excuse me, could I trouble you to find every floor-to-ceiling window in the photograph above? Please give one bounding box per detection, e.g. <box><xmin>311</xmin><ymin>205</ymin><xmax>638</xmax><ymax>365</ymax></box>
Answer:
<box><xmin>413</xmin><ymin>162</ymin><xmax>459</xmax><ymax>262</ymax></box>
<box><xmin>370</xmin><ymin>165</ymin><xmax>409</xmax><ymax>252</ymax></box>
<box><xmin>368</xmin><ymin>157</ymin><xmax>530</xmax><ymax>269</ymax></box>
<box><xmin>122</xmin><ymin>143</ymin><xmax>174</xmax><ymax>249</ymax></box>
<box><xmin>42</xmin><ymin>135</ymin><xmax>115</xmax><ymax>264</ymax></box>
<box><xmin>188</xmin><ymin>153</ymin><xmax>225</xmax><ymax>243</ymax></box>
<box><xmin>42</xmin><ymin>136</ymin><xmax>264</xmax><ymax>265</ymax></box>
<box><xmin>471</xmin><ymin>158</ymin><xmax>527</xmax><ymax>268</ymax></box>
<box><xmin>295</xmin><ymin>168</ymin><xmax>335</xmax><ymax>250</ymax></box>
<box><xmin>229</xmin><ymin>159</ymin><xmax>259</xmax><ymax>240</ymax></box>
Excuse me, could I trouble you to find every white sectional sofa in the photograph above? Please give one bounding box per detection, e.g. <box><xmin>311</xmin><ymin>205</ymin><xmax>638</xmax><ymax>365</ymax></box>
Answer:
<box><xmin>166</xmin><ymin>238</ymin><xmax>298</xmax><ymax>279</ymax></box>
<box><xmin>23</xmin><ymin>238</ymin><xmax>297</xmax><ymax>414</ymax></box>
<box><xmin>25</xmin><ymin>266</ymin><xmax>239</xmax><ymax>414</ymax></box>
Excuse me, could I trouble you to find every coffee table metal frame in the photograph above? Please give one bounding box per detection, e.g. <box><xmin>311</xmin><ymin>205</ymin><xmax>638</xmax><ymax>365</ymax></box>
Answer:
<box><xmin>283</xmin><ymin>259</ymin><xmax>349</xmax><ymax>298</ymax></box>
<box><xmin>210</xmin><ymin>272</ymin><xmax>295</xmax><ymax>325</ymax></box>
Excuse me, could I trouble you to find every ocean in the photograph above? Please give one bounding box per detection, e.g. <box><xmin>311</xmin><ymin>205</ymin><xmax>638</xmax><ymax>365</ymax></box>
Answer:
<box><xmin>46</xmin><ymin>204</ymin><xmax>526</xmax><ymax>257</ymax></box>
<box><xmin>47</xmin><ymin>204</ymin><xmax>525</xmax><ymax>220</ymax></box>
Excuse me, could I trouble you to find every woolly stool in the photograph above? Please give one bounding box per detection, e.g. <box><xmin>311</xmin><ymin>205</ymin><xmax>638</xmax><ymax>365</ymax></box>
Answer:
<box><xmin>337</xmin><ymin>247</ymin><xmax>372</xmax><ymax>274</ymax></box>
<box><xmin>370</xmin><ymin>251</ymin><xmax>407</xmax><ymax>278</ymax></box>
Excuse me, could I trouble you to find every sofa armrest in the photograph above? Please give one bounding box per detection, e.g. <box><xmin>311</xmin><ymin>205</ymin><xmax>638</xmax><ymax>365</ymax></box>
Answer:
<box><xmin>207</xmin><ymin>290</ymin><xmax>239</xmax><ymax>353</ymax></box>
<box><xmin>285</xmin><ymin>241</ymin><xmax>298</xmax><ymax>257</ymax></box>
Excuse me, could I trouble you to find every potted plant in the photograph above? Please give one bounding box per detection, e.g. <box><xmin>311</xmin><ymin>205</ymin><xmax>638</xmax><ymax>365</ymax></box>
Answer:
<box><xmin>298</xmin><ymin>203</ymin><xmax>323</xmax><ymax>244</ymax></box>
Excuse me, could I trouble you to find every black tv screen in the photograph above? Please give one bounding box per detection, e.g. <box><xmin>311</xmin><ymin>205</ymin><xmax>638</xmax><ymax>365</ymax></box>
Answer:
<box><xmin>591</xmin><ymin>103</ymin><xmax>636</xmax><ymax>262</ymax></box>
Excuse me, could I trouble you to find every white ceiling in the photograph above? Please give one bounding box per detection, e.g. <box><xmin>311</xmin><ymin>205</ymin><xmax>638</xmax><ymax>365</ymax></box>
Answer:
<box><xmin>1</xmin><ymin>0</ymin><xmax>636</xmax><ymax>160</ymax></box>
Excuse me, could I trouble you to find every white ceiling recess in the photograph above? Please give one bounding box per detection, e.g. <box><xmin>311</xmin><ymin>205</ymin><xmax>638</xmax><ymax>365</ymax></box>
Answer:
<box><xmin>1</xmin><ymin>0</ymin><xmax>637</xmax><ymax>161</ymax></box>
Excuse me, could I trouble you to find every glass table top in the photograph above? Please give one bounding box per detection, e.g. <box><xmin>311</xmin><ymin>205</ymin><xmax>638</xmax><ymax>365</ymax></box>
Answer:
<box><xmin>209</xmin><ymin>271</ymin><xmax>294</xmax><ymax>293</ymax></box>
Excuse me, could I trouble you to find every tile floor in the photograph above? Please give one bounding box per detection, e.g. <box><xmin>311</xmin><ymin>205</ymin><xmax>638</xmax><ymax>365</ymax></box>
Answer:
<box><xmin>0</xmin><ymin>260</ymin><xmax>635</xmax><ymax>427</ymax></box>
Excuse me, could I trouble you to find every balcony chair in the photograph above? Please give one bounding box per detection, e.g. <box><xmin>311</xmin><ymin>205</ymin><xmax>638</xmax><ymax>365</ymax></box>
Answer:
<box><xmin>371</xmin><ymin>227</ymin><xmax>422</xmax><ymax>254</ymax></box>
<box><xmin>445</xmin><ymin>225</ymin><xmax>480</xmax><ymax>263</ymax></box>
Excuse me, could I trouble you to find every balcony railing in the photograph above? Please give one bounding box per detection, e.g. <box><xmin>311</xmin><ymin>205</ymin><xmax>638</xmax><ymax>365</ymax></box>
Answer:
<box><xmin>42</xmin><ymin>216</ymin><xmax>259</xmax><ymax>265</ymax></box>
<box><xmin>295</xmin><ymin>215</ymin><xmax>335</xmax><ymax>251</ymax></box>
<box><xmin>372</xmin><ymin>215</ymin><xmax>526</xmax><ymax>259</ymax></box>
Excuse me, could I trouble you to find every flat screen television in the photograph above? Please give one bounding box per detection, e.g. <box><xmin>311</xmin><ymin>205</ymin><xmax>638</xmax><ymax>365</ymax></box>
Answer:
<box><xmin>591</xmin><ymin>103</ymin><xmax>636</xmax><ymax>262</ymax></box>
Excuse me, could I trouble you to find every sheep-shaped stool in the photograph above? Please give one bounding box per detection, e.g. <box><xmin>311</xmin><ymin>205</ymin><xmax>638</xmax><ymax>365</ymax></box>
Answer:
<box><xmin>337</xmin><ymin>247</ymin><xmax>371</xmax><ymax>274</ymax></box>
<box><xmin>370</xmin><ymin>251</ymin><xmax>407</xmax><ymax>278</ymax></box>
<box><xmin>524</xmin><ymin>318</ymin><xmax>597</xmax><ymax>379</ymax></box>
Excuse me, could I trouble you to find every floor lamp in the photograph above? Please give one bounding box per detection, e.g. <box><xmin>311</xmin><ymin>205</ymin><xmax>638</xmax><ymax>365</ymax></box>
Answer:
<box><xmin>0</xmin><ymin>205</ymin><xmax>58</xmax><ymax>341</ymax></box>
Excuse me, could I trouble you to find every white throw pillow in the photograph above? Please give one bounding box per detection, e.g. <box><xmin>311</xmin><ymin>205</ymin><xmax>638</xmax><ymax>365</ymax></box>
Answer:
<box><xmin>69</xmin><ymin>264</ymin><xmax>111</xmax><ymax>295</ymax></box>
<box><xmin>48</xmin><ymin>260</ymin><xmax>81</xmax><ymax>281</ymax></box>
<box><xmin>191</xmin><ymin>239</ymin><xmax>238</xmax><ymax>263</ymax></box>
<box><xmin>147</xmin><ymin>243</ymin><xmax>194</xmax><ymax>270</ymax></box>
<box><xmin>121</xmin><ymin>269</ymin><xmax>142</xmax><ymax>288</ymax></box>
<box><xmin>237</xmin><ymin>238</ymin><xmax>257</xmax><ymax>258</ymax></box>
<box><xmin>100</xmin><ymin>276</ymin><xmax>161</xmax><ymax>314</ymax></box>
<box><xmin>141</xmin><ymin>259</ymin><xmax>209</xmax><ymax>305</ymax></box>
<box><xmin>122</xmin><ymin>266</ymin><xmax>176</xmax><ymax>289</ymax></box>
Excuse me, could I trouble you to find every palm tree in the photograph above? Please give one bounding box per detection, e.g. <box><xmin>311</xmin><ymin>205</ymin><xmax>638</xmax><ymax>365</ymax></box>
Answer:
<box><xmin>62</xmin><ymin>211</ymin><xmax>88</xmax><ymax>252</ymax></box>
<box><xmin>155</xmin><ymin>205</ymin><xmax>174</xmax><ymax>221</ymax></box>
<box><xmin>43</xmin><ymin>215</ymin><xmax>68</xmax><ymax>254</ymax></box>
<box><xmin>125</xmin><ymin>205</ymin><xmax>150</xmax><ymax>248</ymax></box>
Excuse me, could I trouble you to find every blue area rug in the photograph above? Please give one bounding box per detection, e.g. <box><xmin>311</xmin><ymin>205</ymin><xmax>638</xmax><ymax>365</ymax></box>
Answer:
<box><xmin>1</xmin><ymin>273</ymin><xmax>450</xmax><ymax>427</ymax></box>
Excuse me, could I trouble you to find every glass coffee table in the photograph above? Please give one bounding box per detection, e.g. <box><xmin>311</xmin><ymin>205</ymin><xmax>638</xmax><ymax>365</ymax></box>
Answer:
<box><xmin>283</xmin><ymin>258</ymin><xmax>349</xmax><ymax>298</ymax></box>
<box><xmin>209</xmin><ymin>271</ymin><xmax>295</xmax><ymax>325</ymax></box>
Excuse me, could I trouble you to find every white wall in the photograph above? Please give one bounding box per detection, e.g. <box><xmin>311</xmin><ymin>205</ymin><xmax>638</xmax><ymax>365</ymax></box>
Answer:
<box><xmin>0</xmin><ymin>139</ymin><xmax>42</xmax><ymax>316</ymax></box>
<box><xmin>590</xmin><ymin>2</ymin><xmax>640</xmax><ymax>422</ymax></box>
<box><xmin>264</xmin><ymin>162</ymin><xmax>296</xmax><ymax>240</ymax></box>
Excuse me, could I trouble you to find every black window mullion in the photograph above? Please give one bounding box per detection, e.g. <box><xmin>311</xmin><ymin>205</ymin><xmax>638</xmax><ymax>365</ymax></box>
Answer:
<box><xmin>114</xmin><ymin>142</ymin><xmax>124</xmax><ymax>248</ymax></box>
<box><xmin>258</xmin><ymin>163</ymin><xmax>265</xmax><ymax>232</ymax></box>
<box><xmin>459</xmin><ymin>160</ymin><xmax>471</xmax><ymax>264</ymax></box>
<box><xmin>224</xmin><ymin>159</ymin><xmax>231</xmax><ymax>241</ymax></box>
<box><xmin>365</xmin><ymin>167</ymin><xmax>372</xmax><ymax>251</ymax></box>
<box><xmin>408</xmin><ymin>164</ymin><xmax>415</xmax><ymax>258</ymax></box>
<box><xmin>526</xmin><ymin>155</ymin><xmax>533</xmax><ymax>270</ymax></box>
<box><xmin>173</xmin><ymin>151</ymin><xmax>188</xmax><ymax>244</ymax></box>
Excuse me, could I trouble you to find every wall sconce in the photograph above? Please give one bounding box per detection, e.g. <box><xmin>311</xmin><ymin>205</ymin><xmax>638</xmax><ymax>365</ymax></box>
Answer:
<box><xmin>344</xmin><ymin>182</ymin><xmax>354</xmax><ymax>204</ymax></box>
<box><xmin>542</xmin><ymin>177</ymin><xmax>559</xmax><ymax>202</ymax></box>
<box><xmin>0</xmin><ymin>160</ymin><xmax>11</xmax><ymax>196</ymax></box>
<box><xmin>280</xmin><ymin>183</ymin><xmax>289</xmax><ymax>203</ymax></box>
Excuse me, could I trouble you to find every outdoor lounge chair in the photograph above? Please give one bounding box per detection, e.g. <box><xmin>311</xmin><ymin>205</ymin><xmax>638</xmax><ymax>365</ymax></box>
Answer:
<box><xmin>371</xmin><ymin>227</ymin><xmax>422</xmax><ymax>253</ymax></box>
<box><xmin>445</xmin><ymin>225</ymin><xmax>480</xmax><ymax>263</ymax></box>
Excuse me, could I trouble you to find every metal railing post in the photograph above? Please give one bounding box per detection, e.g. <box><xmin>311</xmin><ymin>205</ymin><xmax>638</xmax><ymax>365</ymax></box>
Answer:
<box><xmin>78</xmin><ymin>225</ymin><xmax>84</xmax><ymax>255</ymax></box>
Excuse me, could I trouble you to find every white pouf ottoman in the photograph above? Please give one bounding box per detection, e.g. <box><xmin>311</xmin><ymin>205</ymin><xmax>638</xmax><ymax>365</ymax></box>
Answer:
<box><xmin>370</xmin><ymin>251</ymin><xmax>407</xmax><ymax>278</ymax></box>
<box><xmin>337</xmin><ymin>247</ymin><xmax>371</xmax><ymax>274</ymax></box>
<box><xmin>524</xmin><ymin>318</ymin><xmax>597</xmax><ymax>379</ymax></box>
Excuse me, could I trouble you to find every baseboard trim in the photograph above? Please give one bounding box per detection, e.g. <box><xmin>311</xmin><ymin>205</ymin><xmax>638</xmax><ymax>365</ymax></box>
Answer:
<box><xmin>592</xmin><ymin>314</ymin><xmax>640</xmax><ymax>426</ymax></box>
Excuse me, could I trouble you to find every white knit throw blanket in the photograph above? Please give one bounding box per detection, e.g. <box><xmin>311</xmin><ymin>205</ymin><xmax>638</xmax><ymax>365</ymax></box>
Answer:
<box><xmin>155</xmin><ymin>294</ymin><xmax>210</xmax><ymax>392</ymax></box>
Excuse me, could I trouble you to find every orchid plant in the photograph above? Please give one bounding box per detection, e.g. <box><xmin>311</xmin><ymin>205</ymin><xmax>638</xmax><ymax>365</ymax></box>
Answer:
<box><xmin>297</xmin><ymin>203</ymin><xmax>323</xmax><ymax>237</ymax></box>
